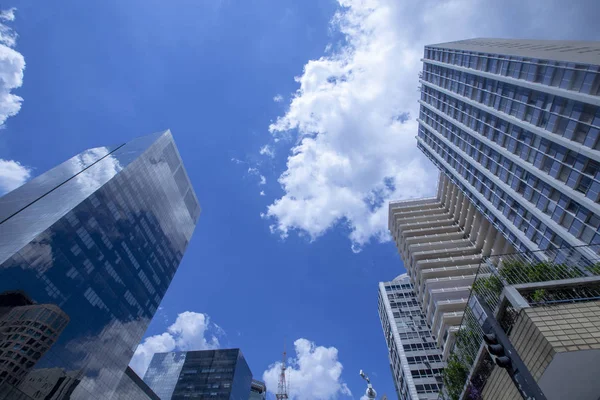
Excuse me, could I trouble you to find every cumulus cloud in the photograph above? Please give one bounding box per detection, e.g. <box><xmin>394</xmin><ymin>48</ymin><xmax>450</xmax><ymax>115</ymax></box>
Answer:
<box><xmin>0</xmin><ymin>8</ymin><xmax>15</xmax><ymax>21</ymax></box>
<box><xmin>129</xmin><ymin>312</ymin><xmax>221</xmax><ymax>377</ymax></box>
<box><xmin>263</xmin><ymin>338</ymin><xmax>351</xmax><ymax>400</ymax></box>
<box><xmin>264</xmin><ymin>0</ymin><xmax>600</xmax><ymax>251</ymax></box>
<box><xmin>0</xmin><ymin>8</ymin><xmax>27</xmax><ymax>195</ymax></box>
<box><xmin>0</xmin><ymin>7</ymin><xmax>24</xmax><ymax>124</ymax></box>
<box><xmin>0</xmin><ymin>158</ymin><xmax>31</xmax><ymax>194</ymax></box>
<box><xmin>260</xmin><ymin>190</ymin><xmax>265</xmax><ymax>196</ymax></box>
<box><xmin>260</xmin><ymin>144</ymin><xmax>275</xmax><ymax>158</ymax></box>
<box><xmin>273</xmin><ymin>94</ymin><xmax>284</xmax><ymax>102</ymax></box>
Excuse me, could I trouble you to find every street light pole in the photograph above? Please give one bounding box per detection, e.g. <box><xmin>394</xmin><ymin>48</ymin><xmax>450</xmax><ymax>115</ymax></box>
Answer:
<box><xmin>359</xmin><ymin>370</ymin><xmax>377</xmax><ymax>400</ymax></box>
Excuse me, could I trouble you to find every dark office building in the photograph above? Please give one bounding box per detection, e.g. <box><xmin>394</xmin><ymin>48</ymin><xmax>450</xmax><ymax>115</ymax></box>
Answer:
<box><xmin>0</xmin><ymin>130</ymin><xmax>200</xmax><ymax>399</ymax></box>
<box><xmin>143</xmin><ymin>349</ymin><xmax>253</xmax><ymax>400</ymax></box>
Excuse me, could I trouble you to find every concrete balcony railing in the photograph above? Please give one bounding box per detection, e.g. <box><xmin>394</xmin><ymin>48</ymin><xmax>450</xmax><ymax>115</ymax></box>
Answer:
<box><xmin>404</xmin><ymin>230</ymin><xmax>465</xmax><ymax>246</ymax></box>
<box><xmin>425</xmin><ymin>286</ymin><xmax>472</xmax><ymax>321</ymax></box>
<box><xmin>411</xmin><ymin>246</ymin><xmax>481</xmax><ymax>269</ymax></box>
<box><xmin>391</xmin><ymin>205</ymin><xmax>445</xmax><ymax>220</ymax></box>
<box><xmin>414</xmin><ymin>254</ymin><xmax>483</xmax><ymax>272</ymax></box>
<box><xmin>419</xmin><ymin>264</ymin><xmax>480</xmax><ymax>281</ymax></box>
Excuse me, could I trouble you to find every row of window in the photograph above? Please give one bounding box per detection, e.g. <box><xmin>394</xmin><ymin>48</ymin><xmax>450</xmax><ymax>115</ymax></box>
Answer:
<box><xmin>424</xmin><ymin>47</ymin><xmax>600</xmax><ymax>95</ymax></box>
<box><xmin>418</xmin><ymin>131</ymin><xmax>600</xmax><ymax>253</ymax></box>
<box><xmin>403</xmin><ymin>342</ymin><xmax>438</xmax><ymax>351</ymax></box>
<box><xmin>406</xmin><ymin>354</ymin><xmax>443</xmax><ymax>365</ymax></box>
<box><xmin>420</xmin><ymin>85</ymin><xmax>600</xmax><ymax>195</ymax></box>
<box><xmin>422</xmin><ymin>64</ymin><xmax>600</xmax><ymax>150</ymax></box>
<box><xmin>415</xmin><ymin>383</ymin><xmax>443</xmax><ymax>394</ymax></box>
<box><xmin>418</xmin><ymin>106</ymin><xmax>600</xmax><ymax>244</ymax></box>
<box><xmin>411</xmin><ymin>368</ymin><xmax>444</xmax><ymax>379</ymax></box>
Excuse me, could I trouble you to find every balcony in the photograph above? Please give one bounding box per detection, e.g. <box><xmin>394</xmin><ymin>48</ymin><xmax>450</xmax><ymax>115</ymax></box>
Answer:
<box><xmin>439</xmin><ymin>244</ymin><xmax>600</xmax><ymax>400</ymax></box>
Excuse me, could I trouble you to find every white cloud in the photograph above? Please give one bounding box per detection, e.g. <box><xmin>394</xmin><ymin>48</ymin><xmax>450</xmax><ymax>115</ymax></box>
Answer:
<box><xmin>129</xmin><ymin>311</ymin><xmax>221</xmax><ymax>377</ymax></box>
<box><xmin>0</xmin><ymin>8</ymin><xmax>24</xmax><ymax>123</ymax></box>
<box><xmin>273</xmin><ymin>94</ymin><xmax>284</xmax><ymax>102</ymax></box>
<box><xmin>260</xmin><ymin>144</ymin><xmax>275</xmax><ymax>158</ymax></box>
<box><xmin>263</xmin><ymin>338</ymin><xmax>351</xmax><ymax>400</ymax></box>
<box><xmin>0</xmin><ymin>8</ymin><xmax>15</xmax><ymax>21</ymax></box>
<box><xmin>260</xmin><ymin>190</ymin><xmax>265</xmax><ymax>196</ymax></box>
<box><xmin>248</xmin><ymin>167</ymin><xmax>267</xmax><ymax>186</ymax></box>
<box><xmin>0</xmin><ymin>8</ymin><xmax>27</xmax><ymax>195</ymax></box>
<box><xmin>264</xmin><ymin>0</ymin><xmax>600</xmax><ymax>251</ymax></box>
<box><xmin>0</xmin><ymin>158</ymin><xmax>31</xmax><ymax>195</ymax></box>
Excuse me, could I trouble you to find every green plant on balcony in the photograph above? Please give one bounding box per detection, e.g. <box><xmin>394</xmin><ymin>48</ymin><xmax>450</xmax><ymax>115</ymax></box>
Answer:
<box><xmin>443</xmin><ymin>353</ymin><xmax>470</xmax><ymax>400</ymax></box>
<box><xmin>499</xmin><ymin>260</ymin><xmax>583</xmax><ymax>284</ymax></box>
<box><xmin>587</xmin><ymin>263</ymin><xmax>600</xmax><ymax>275</ymax></box>
<box><xmin>472</xmin><ymin>274</ymin><xmax>503</xmax><ymax>305</ymax></box>
<box><xmin>529</xmin><ymin>288</ymin><xmax>547</xmax><ymax>303</ymax></box>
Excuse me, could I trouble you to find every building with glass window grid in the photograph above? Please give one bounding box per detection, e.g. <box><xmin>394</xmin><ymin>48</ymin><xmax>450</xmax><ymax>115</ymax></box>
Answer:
<box><xmin>111</xmin><ymin>367</ymin><xmax>160</xmax><ymax>400</ymax></box>
<box><xmin>417</xmin><ymin>38</ymin><xmax>600</xmax><ymax>262</ymax></box>
<box><xmin>0</xmin><ymin>130</ymin><xmax>200</xmax><ymax>399</ymax></box>
<box><xmin>378</xmin><ymin>274</ymin><xmax>445</xmax><ymax>400</ymax></box>
<box><xmin>143</xmin><ymin>349</ymin><xmax>253</xmax><ymax>400</ymax></box>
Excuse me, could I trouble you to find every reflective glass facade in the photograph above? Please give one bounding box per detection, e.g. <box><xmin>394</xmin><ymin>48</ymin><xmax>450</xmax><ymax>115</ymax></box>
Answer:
<box><xmin>143</xmin><ymin>349</ymin><xmax>253</xmax><ymax>400</ymax></box>
<box><xmin>378</xmin><ymin>275</ymin><xmax>444</xmax><ymax>400</ymax></box>
<box><xmin>112</xmin><ymin>367</ymin><xmax>160</xmax><ymax>400</ymax></box>
<box><xmin>417</xmin><ymin>39</ymin><xmax>600</xmax><ymax>260</ymax></box>
<box><xmin>0</xmin><ymin>130</ymin><xmax>200</xmax><ymax>399</ymax></box>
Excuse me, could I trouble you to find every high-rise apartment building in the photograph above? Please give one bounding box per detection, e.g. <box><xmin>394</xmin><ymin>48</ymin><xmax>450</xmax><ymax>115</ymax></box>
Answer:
<box><xmin>378</xmin><ymin>274</ymin><xmax>445</xmax><ymax>400</ymax></box>
<box><xmin>0</xmin><ymin>130</ymin><xmax>200</xmax><ymax>399</ymax></box>
<box><xmin>416</xmin><ymin>38</ymin><xmax>600</xmax><ymax>261</ymax></box>
<box><xmin>143</xmin><ymin>349</ymin><xmax>253</xmax><ymax>400</ymax></box>
<box><xmin>0</xmin><ymin>291</ymin><xmax>69</xmax><ymax>388</ymax></box>
<box><xmin>389</xmin><ymin>175</ymin><xmax>513</xmax><ymax>358</ymax></box>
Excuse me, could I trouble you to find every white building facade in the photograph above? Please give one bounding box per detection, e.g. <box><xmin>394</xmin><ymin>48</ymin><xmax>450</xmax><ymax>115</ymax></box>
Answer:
<box><xmin>388</xmin><ymin>175</ymin><xmax>512</xmax><ymax>358</ymax></box>
<box><xmin>378</xmin><ymin>274</ymin><xmax>444</xmax><ymax>400</ymax></box>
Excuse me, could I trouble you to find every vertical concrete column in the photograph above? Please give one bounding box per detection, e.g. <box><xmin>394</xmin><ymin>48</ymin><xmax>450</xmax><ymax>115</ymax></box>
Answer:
<box><xmin>481</xmin><ymin>223</ymin><xmax>498</xmax><ymax>255</ymax></box>
<box><xmin>501</xmin><ymin>238</ymin><xmax>513</xmax><ymax>254</ymax></box>
<box><xmin>468</xmin><ymin>209</ymin><xmax>483</xmax><ymax>239</ymax></box>
<box><xmin>475</xmin><ymin>218</ymin><xmax>490</xmax><ymax>249</ymax></box>
<box><xmin>463</xmin><ymin>204</ymin><xmax>476</xmax><ymax>236</ymax></box>
<box><xmin>457</xmin><ymin>192</ymin><xmax>469</xmax><ymax>225</ymax></box>
<box><xmin>491</xmin><ymin>234</ymin><xmax>506</xmax><ymax>256</ymax></box>
<box><xmin>449</xmin><ymin>185</ymin><xmax>460</xmax><ymax>218</ymax></box>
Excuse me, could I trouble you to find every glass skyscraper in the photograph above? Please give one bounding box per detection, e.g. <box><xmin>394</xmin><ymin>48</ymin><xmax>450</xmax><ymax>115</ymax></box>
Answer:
<box><xmin>0</xmin><ymin>130</ymin><xmax>200</xmax><ymax>399</ymax></box>
<box><xmin>143</xmin><ymin>349</ymin><xmax>253</xmax><ymax>400</ymax></box>
<box><xmin>111</xmin><ymin>366</ymin><xmax>160</xmax><ymax>400</ymax></box>
<box><xmin>378</xmin><ymin>274</ymin><xmax>444</xmax><ymax>400</ymax></box>
<box><xmin>416</xmin><ymin>39</ymin><xmax>600</xmax><ymax>261</ymax></box>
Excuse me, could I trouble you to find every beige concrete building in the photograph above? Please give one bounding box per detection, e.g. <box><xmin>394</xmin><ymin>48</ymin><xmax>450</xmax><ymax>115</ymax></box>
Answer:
<box><xmin>389</xmin><ymin>175</ymin><xmax>514</xmax><ymax>358</ymax></box>
<box><xmin>481</xmin><ymin>299</ymin><xmax>600</xmax><ymax>400</ymax></box>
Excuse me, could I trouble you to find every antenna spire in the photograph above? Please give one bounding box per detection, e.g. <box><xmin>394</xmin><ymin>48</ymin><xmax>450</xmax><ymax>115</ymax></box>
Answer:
<box><xmin>276</xmin><ymin>343</ymin><xmax>289</xmax><ymax>399</ymax></box>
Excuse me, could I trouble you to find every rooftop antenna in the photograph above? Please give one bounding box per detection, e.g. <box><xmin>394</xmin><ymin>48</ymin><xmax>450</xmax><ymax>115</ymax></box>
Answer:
<box><xmin>276</xmin><ymin>342</ymin><xmax>289</xmax><ymax>399</ymax></box>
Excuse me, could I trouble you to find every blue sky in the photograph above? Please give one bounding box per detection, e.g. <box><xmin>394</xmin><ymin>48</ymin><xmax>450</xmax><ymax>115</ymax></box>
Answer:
<box><xmin>1</xmin><ymin>0</ymin><xmax>600</xmax><ymax>399</ymax></box>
